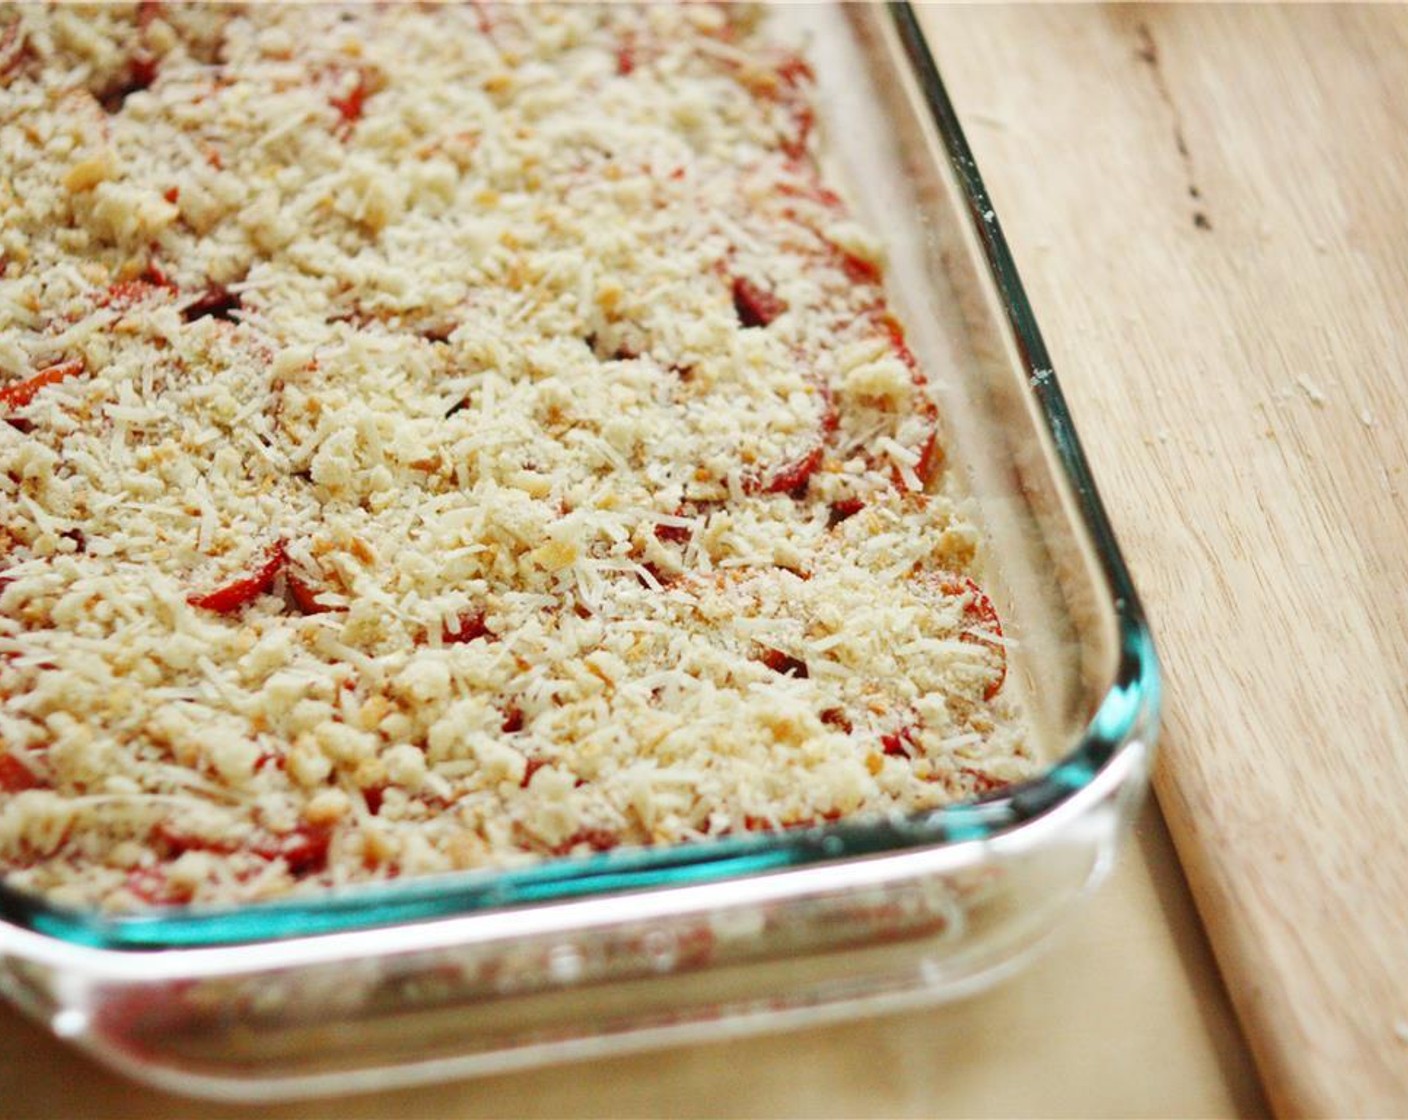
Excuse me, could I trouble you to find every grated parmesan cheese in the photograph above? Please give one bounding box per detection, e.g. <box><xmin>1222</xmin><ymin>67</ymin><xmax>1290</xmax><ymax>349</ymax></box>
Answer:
<box><xmin>0</xmin><ymin>2</ymin><xmax>1034</xmax><ymax>911</ymax></box>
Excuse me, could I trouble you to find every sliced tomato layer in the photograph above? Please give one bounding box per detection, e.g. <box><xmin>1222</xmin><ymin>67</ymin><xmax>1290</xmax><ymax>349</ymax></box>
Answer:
<box><xmin>732</xmin><ymin>275</ymin><xmax>787</xmax><ymax>328</ymax></box>
<box><xmin>520</xmin><ymin>756</ymin><xmax>546</xmax><ymax>790</ymax></box>
<box><xmin>181</xmin><ymin>283</ymin><xmax>241</xmax><ymax>323</ymax></box>
<box><xmin>911</xmin><ymin>425</ymin><xmax>942</xmax><ymax>490</ymax></box>
<box><xmin>774</xmin><ymin>55</ymin><xmax>814</xmax><ymax>89</ymax></box>
<box><xmin>286</xmin><ymin>570</ymin><xmax>336</xmax><ymax>615</ymax></box>
<box><xmin>253</xmin><ymin>826</ymin><xmax>332</xmax><ymax>875</ymax></box>
<box><xmin>758</xmin><ymin>646</ymin><xmax>808</xmax><ymax>678</ymax></box>
<box><xmin>501</xmin><ymin>704</ymin><xmax>525</xmax><ymax>734</ymax></box>
<box><xmin>443</xmin><ymin>609</ymin><xmax>492</xmax><ymax>644</ymax></box>
<box><xmin>330</xmin><ymin>73</ymin><xmax>368</xmax><ymax>136</ymax></box>
<box><xmin>746</xmin><ymin>442</ymin><xmax>823</xmax><ymax>496</ymax></box>
<box><xmin>188</xmin><ymin>541</ymin><xmax>287</xmax><ymax>614</ymax></box>
<box><xmin>155</xmin><ymin>821</ymin><xmax>332</xmax><ymax>877</ymax></box>
<box><xmin>850</xmin><ymin>310</ymin><xmax>942</xmax><ymax>493</ymax></box>
<box><xmin>0</xmin><ymin>359</ymin><xmax>85</xmax><ymax>412</ymax></box>
<box><xmin>827</xmin><ymin>497</ymin><xmax>865</xmax><ymax>526</ymax></box>
<box><xmin>97</xmin><ymin>50</ymin><xmax>159</xmax><ymax>112</ymax></box>
<box><xmin>754</xmin><ymin>52</ymin><xmax>816</xmax><ymax>160</ymax></box>
<box><xmin>959</xmin><ymin>766</ymin><xmax>1008</xmax><ymax>797</ymax></box>
<box><xmin>548</xmin><ymin>827</ymin><xmax>619</xmax><ymax>857</ymax></box>
<box><xmin>0</xmin><ymin>754</ymin><xmax>42</xmax><ymax>793</ymax></box>
<box><xmin>328</xmin><ymin>62</ymin><xmax>381</xmax><ymax>140</ymax></box>
<box><xmin>103</xmin><ymin>264</ymin><xmax>176</xmax><ymax>310</ymax></box>
<box><xmin>125</xmin><ymin>866</ymin><xmax>193</xmax><ymax>907</ymax></box>
<box><xmin>153</xmin><ymin>822</ymin><xmax>236</xmax><ymax>858</ymax></box>
<box><xmin>0</xmin><ymin>23</ymin><xmax>27</xmax><ymax>79</ymax></box>
<box><xmin>615</xmin><ymin>29</ymin><xmax>637</xmax><ymax>76</ymax></box>
<box><xmin>776</xmin><ymin>176</ymin><xmax>842</xmax><ymax>212</ymax></box>
<box><xmin>838</xmin><ymin>249</ymin><xmax>882</xmax><ymax>287</ymax></box>
<box><xmin>655</xmin><ymin>522</ymin><xmax>691</xmax><ymax>545</ymax></box>
<box><xmin>923</xmin><ymin>572</ymin><xmax>1007</xmax><ymax>701</ymax></box>
<box><xmin>880</xmin><ymin>723</ymin><xmax>919</xmax><ymax>758</ymax></box>
<box><xmin>741</xmin><ymin>809</ymin><xmax>841</xmax><ymax>833</ymax></box>
<box><xmin>362</xmin><ymin>784</ymin><xmax>387</xmax><ymax>815</ymax></box>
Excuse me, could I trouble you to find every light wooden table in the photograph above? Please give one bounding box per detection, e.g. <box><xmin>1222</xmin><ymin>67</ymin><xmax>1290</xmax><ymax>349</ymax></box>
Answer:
<box><xmin>925</xmin><ymin>4</ymin><xmax>1408</xmax><ymax>1115</ymax></box>
<box><xmin>10</xmin><ymin>3</ymin><xmax>1400</xmax><ymax>1114</ymax></box>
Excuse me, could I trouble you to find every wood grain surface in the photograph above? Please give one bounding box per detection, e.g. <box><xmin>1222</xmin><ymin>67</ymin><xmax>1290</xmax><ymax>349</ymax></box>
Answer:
<box><xmin>920</xmin><ymin>4</ymin><xmax>1408</xmax><ymax>1116</ymax></box>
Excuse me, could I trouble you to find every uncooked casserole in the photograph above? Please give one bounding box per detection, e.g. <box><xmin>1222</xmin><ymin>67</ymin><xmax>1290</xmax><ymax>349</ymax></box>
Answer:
<box><xmin>0</xmin><ymin>3</ymin><xmax>1034</xmax><ymax>911</ymax></box>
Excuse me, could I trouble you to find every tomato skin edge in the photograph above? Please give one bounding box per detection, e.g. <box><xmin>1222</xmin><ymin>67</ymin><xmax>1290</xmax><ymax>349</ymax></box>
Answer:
<box><xmin>747</xmin><ymin>443</ymin><xmax>824</xmax><ymax>496</ymax></box>
<box><xmin>732</xmin><ymin>276</ymin><xmax>787</xmax><ymax>329</ymax></box>
<box><xmin>0</xmin><ymin>359</ymin><xmax>85</xmax><ymax>412</ymax></box>
<box><xmin>187</xmin><ymin>541</ymin><xmax>288</xmax><ymax>614</ymax></box>
<box><xmin>0</xmin><ymin>754</ymin><xmax>42</xmax><ymax>793</ymax></box>
<box><xmin>927</xmin><ymin>572</ymin><xmax>1007</xmax><ymax>701</ymax></box>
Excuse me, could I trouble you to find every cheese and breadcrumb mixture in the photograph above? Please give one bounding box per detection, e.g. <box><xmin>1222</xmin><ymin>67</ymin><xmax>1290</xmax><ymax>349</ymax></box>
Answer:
<box><xmin>0</xmin><ymin>3</ymin><xmax>1034</xmax><ymax>911</ymax></box>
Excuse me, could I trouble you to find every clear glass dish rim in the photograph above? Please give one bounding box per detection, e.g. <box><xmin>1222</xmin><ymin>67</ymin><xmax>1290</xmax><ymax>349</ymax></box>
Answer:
<box><xmin>0</xmin><ymin>2</ymin><xmax>1161</xmax><ymax>953</ymax></box>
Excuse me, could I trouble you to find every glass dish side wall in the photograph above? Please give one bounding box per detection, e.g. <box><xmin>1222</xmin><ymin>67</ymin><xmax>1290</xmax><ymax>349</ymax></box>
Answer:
<box><xmin>0</xmin><ymin>4</ymin><xmax>1159</xmax><ymax>1099</ymax></box>
<box><xmin>0</xmin><ymin>744</ymin><xmax>1148</xmax><ymax>1102</ymax></box>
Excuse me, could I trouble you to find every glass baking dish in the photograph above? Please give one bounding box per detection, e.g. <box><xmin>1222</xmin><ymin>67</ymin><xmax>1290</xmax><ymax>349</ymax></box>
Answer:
<box><xmin>0</xmin><ymin>2</ymin><xmax>1159</xmax><ymax>1101</ymax></box>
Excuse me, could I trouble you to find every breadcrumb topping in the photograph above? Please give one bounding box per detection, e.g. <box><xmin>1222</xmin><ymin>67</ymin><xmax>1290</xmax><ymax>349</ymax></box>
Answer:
<box><xmin>0</xmin><ymin>3</ymin><xmax>1034</xmax><ymax>910</ymax></box>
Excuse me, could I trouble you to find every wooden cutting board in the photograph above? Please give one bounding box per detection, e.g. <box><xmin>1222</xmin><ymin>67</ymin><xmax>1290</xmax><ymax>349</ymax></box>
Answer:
<box><xmin>917</xmin><ymin>4</ymin><xmax>1408</xmax><ymax>1116</ymax></box>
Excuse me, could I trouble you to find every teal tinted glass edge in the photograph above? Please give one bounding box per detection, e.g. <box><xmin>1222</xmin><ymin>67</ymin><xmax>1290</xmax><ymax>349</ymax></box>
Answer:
<box><xmin>886</xmin><ymin>3</ymin><xmax>1162</xmax><ymax>784</ymax></box>
<box><xmin>0</xmin><ymin>4</ymin><xmax>1160</xmax><ymax>951</ymax></box>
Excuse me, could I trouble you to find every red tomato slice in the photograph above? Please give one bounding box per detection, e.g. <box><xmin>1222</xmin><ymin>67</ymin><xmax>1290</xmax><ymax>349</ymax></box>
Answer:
<box><xmin>180</xmin><ymin>283</ymin><xmax>241</xmax><ymax>323</ymax></box>
<box><xmin>549</xmin><ymin>828</ymin><xmax>620</xmax><ymax>856</ymax></box>
<box><xmin>758</xmin><ymin>646</ymin><xmax>808</xmax><ymax>678</ymax></box>
<box><xmin>443</xmin><ymin>609</ymin><xmax>491</xmax><ymax>644</ymax></box>
<box><xmin>188</xmin><ymin>541</ymin><xmax>287</xmax><ymax>614</ymax></box>
<box><xmin>746</xmin><ymin>443</ymin><xmax>824</xmax><ymax>496</ymax></box>
<box><xmin>880</xmin><ymin>724</ymin><xmax>919</xmax><ymax>758</ymax></box>
<box><xmin>286</xmin><ymin>570</ymin><xmax>336</xmax><ymax>615</ymax></box>
<box><xmin>252</xmin><ymin>826</ymin><xmax>332</xmax><ymax>876</ymax></box>
<box><xmin>0</xmin><ymin>359</ymin><xmax>85</xmax><ymax>412</ymax></box>
<box><xmin>926</xmin><ymin>573</ymin><xmax>1007</xmax><ymax>701</ymax></box>
<box><xmin>732</xmin><ymin>275</ymin><xmax>787</xmax><ymax>328</ymax></box>
<box><xmin>828</xmin><ymin>497</ymin><xmax>865</xmax><ymax>526</ymax></box>
<box><xmin>124</xmin><ymin>867</ymin><xmax>193</xmax><ymax>907</ymax></box>
<box><xmin>0</xmin><ymin>754</ymin><xmax>42</xmax><ymax>793</ymax></box>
